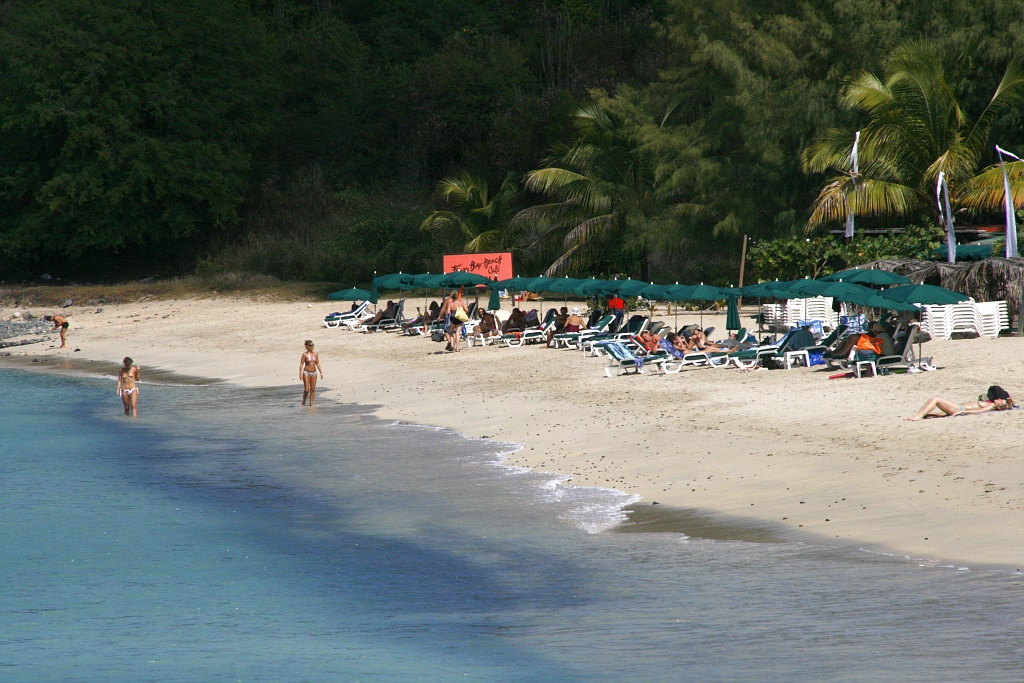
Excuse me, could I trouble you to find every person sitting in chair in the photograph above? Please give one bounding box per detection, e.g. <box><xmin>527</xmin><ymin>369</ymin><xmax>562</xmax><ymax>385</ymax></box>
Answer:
<box><xmin>503</xmin><ymin>308</ymin><xmax>527</xmax><ymax>334</ymax></box>
<box><xmin>363</xmin><ymin>300</ymin><xmax>396</xmax><ymax>330</ymax></box>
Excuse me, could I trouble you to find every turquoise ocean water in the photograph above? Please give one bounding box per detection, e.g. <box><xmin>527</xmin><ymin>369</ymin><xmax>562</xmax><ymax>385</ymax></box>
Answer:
<box><xmin>1</xmin><ymin>367</ymin><xmax>1022</xmax><ymax>682</ymax></box>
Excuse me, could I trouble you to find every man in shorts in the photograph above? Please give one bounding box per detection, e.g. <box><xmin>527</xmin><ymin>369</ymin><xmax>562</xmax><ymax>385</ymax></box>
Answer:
<box><xmin>45</xmin><ymin>314</ymin><xmax>69</xmax><ymax>348</ymax></box>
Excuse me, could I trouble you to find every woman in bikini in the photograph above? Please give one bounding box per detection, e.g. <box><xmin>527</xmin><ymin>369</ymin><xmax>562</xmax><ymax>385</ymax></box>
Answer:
<box><xmin>905</xmin><ymin>391</ymin><xmax>1012</xmax><ymax>421</ymax></box>
<box><xmin>299</xmin><ymin>340</ymin><xmax>324</xmax><ymax>406</ymax></box>
<box><xmin>116</xmin><ymin>357</ymin><xmax>141</xmax><ymax>417</ymax></box>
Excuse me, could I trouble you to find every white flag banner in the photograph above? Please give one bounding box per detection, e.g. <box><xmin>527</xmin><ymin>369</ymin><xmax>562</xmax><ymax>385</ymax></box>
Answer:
<box><xmin>996</xmin><ymin>145</ymin><xmax>1020</xmax><ymax>258</ymax></box>
<box><xmin>845</xmin><ymin>131</ymin><xmax>861</xmax><ymax>240</ymax></box>
<box><xmin>936</xmin><ymin>171</ymin><xmax>955</xmax><ymax>264</ymax></box>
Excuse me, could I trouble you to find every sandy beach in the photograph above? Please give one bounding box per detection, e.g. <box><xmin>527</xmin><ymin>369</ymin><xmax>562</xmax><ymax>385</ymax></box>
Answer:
<box><xmin>4</xmin><ymin>296</ymin><xmax>1023</xmax><ymax>569</ymax></box>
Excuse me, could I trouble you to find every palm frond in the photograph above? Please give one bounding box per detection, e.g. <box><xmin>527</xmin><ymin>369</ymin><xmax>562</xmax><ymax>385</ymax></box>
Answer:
<box><xmin>805</xmin><ymin>176</ymin><xmax>920</xmax><ymax>230</ymax></box>
<box><xmin>958</xmin><ymin>160</ymin><xmax>1024</xmax><ymax>212</ymax></box>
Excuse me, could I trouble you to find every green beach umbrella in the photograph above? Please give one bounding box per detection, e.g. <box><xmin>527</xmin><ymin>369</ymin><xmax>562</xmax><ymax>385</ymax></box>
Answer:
<box><xmin>612</xmin><ymin>279</ymin><xmax>651</xmax><ymax>297</ymax></box>
<box><xmin>863</xmin><ymin>293</ymin><xmax>921</xmax><ymax>312</ymax></box>
<box><xmin>674</xmin><ymin>283</ymin><xmax>726</xmax><ymax>329</ymax></box>
<box><xmin>637</xmin><ymin>284</ymin><xmax>672</xmax><ymax>300</ymax></box>
<box><xmin>328</xmin><ymin>287</ymin><xmax>373</xmax><ymax>301</ymax></box>
<box><xmin>725</xmin><ymin>291</ymin><xmax>741</xmax><ymax>331</ymax></box>
<box><xmin>876</xmin><ymin>283</ymin><xmax>968</xmax><ymax>305</ymax></box>
<box><xmin>817</xmin><ymin>281</ymin><xmax>875</xmax><ymax>302</ymax></box>
<box><xmin>543</xmin><ymin>277</ymin><xmax>585</xmax><ymax>294</ymax></box>
<box><xmin>785</xmin><ymin>278</ymin><xmax>833</xmax><ymax>297</ymax></box>
<box><xmin>373</xmin><ymin>272</ymin><xmax>416</xmax><ymax>290</ymax></box>
<box><xmin>821</xmin><ymin>268</ymin><xmax>910</xmax><ymax>285</ymax></box>
<box><xmin>487</xmin><ymin>279</ymin><xmax>502</xmax><ymax>311</ymax></box>
<box><xmin>442</xmin><ymin>271</ymin><xmax>490</xmax><ymax>287</ymax></box>
<box><xmin>740</xmin><ymin>281</ymin><xmax>782</xmax><ymax>298</ymax></box>
<box><xmin>497</xmin><ymin>276</ymin><xmax>539</xmax><ymax>291</ymax></box>
<box><xmin>573</xmin><ymin>278</ymin><xmax>614</xmax><ymax>297</ymax></box>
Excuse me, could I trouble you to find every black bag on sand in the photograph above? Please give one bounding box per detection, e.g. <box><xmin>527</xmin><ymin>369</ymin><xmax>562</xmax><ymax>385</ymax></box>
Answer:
<box><xmin>431</xmin><ymin>330</ymin><xmax>446</xmax><ymax>342</ymax></box>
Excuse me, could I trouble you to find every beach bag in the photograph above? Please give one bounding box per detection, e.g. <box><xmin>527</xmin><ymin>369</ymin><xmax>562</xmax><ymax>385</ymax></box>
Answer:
<box><xmin>454</xmin><ymin>307</ymin><xmax>469</xmax><ymax>323</ymax></box>
<box><xmin>430</xmin><ymin>330</ymin><xmax>446</xmax><ymax>342</ymax></box>
<box><xmin>807</xmin><ymin>351</ymin><xmax>825</xmax><ymax>366</ymax></box>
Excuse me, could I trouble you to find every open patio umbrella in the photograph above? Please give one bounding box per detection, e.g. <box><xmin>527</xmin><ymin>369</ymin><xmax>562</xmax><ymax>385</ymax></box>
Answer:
<box><xmin>372</xmin><ymin>272</ymin><xmax>416</xmax><ymax>290</ymax></box>
<box><xmin>740</xmin><ymin>280</ymin><xmax>782</xmax><ymax>298</ymax></box>
<box><xmin>542</xmin><ymin>277</ymin><xmax>585</xmax><ymax>310</ymax></box>
<box><xmin>674</xmin><ymin>283</ymin><xmax>725</xmax><ymax>329</ymax></box>
<box><xmin>497</xmin><ymin>276</ymin><xmax>539</xmax><ymax>291</ymax></box>
<box><xmin>442</xmin><ymin>272</ymin><xmax>490</xmax><ymax>287</ymax></box>
<box><xmin>817</xmin><ymin>281</ymin><xmax>875</xmax><ymax>302</ymax></box>
<box><xmin>784</xmin><ymin>278</ymin><xmax>833</xmax><ymax>297</ymax></box>
<box><xmin>328</xmin><ymin>287</ymin><xmax>373</xmax><ymax>302</ymax></box>
<box><xmin>611</xmin><ymin>279</ymin><xmax>651</xmax><ymax>298</ymax></box>
<box><xmin>874</xmin><ymin>284</ymin><xmax>966</xmax><ymax>366</ymax></box>
<box><xmin>821</xmin><ymin>268</ymin><xmax>910</xmax><ymax>285</ymax></box>
<box><xmin>875</xmin><ymin>283</ymin><xmax>968</xmax><ymax>305</ymax></box>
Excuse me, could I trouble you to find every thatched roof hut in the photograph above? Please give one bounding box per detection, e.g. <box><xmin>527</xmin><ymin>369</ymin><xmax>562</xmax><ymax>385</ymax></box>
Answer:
<box><xmin>854</xmin><ymin>257</ymin><xmax>1024</xmax><ymax>325</ymax></box>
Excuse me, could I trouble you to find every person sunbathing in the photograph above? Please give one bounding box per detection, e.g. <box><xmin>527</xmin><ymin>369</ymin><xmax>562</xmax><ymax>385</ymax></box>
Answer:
<box><xmin>362</xmin><ymin>300</ymin><xmax>396</xmax><ymax>330</ymax></box>
<box><xmin>503</xmin><ymin>308</ymin><xmax>527</xmax><ymax>333</ymax></box>
<box><xmin>473</xmin><ymin>311</ymin><xmax>501</xmax><ymax>339</ymax></box>
<box><xmin>685</xmin><ymin>328</ymin><xmax>726</xmax><ymax>353</ymax></box>
<box><xmin>906</xmin><ymin>387</ymin><xmax>1013</xmax><ymax>420</ymax></box>
<box><xmin>637</xmin><ymin>329</ymin><xmax>661</xmax><ymax>353</ymax></box>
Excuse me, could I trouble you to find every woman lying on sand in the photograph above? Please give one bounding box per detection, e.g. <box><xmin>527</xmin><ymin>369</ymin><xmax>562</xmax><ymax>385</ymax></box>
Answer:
<box><xmin>905</xmin><ymin>386</ymin><xmax>1013</xmax><ymax>420</ymax></box>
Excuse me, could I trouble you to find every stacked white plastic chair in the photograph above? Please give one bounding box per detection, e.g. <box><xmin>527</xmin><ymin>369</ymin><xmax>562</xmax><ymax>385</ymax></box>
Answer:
<box><xmin>975</xmin><ymin>301</ymin><xmax>1010</xmax><ymax>337</ymax></box>
<box><xmin>784</xmin><ymin>297</ymin><xmax>836</xmax><ymax>331</ymax></box>
<box><xmin>948</xmin><ymin>299</ymin><xmax>983</xmax><ymax>337</ymax></box>
<box><xmin>920</xmin><ymin>305</ymin><xmax>952</xmax><ymax>340</ymax></box>
<box><xmin>921</xmin><ymin>299</ymin><xmax>1009</xmax><ymax>339</ymax></box>
<box><xmin>759</xmin><ymin>303</ymin><xmax>784</xmax><ymax>330</ymax></box>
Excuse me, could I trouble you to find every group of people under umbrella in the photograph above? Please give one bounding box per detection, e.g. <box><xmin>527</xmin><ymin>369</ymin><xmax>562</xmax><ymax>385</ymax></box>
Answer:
<box><xmin>329</xmin><ymin>268</ymin><xmax>970</xmax><ymax>335</ymax></box>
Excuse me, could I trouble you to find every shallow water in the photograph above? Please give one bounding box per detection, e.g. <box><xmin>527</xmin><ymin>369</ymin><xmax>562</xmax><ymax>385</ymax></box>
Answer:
<box><xmin>1</xmin><ymin>368</ymin><xmax>1021</xmax><ymax>681</ymax></box>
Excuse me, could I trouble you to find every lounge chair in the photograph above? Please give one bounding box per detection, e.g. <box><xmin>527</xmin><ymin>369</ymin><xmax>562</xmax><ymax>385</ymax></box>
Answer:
<box><xmin>324</xmin><ymin>300</ymin><xmax>371</xmax><ymax>328</ymax></box>
<box><xmin>361</xmin><ymin>299</ymin><xmax>406</xmax><ymax>332</ymax></box>
<box><xmin>602</xmin><ymin>342</ymin><xmax>666</xmax><ymax>377</ymax></box>
<box><xmin>550</xmin><ymin>314</ymin><xmax>615</xmax><ymax>349</ymax></box>
<box><xmin>583</xmin><ymin>315</ymin><xmax>650</xmax><ymax>356</ymax></box>
<box><xmin>876</xmin><ymin>323</ymin><xmax>932</xmax><ymax>374</ymax></box>
<box><xmin>501</xmin><ymin>318</ymin><xmax>556</xmax><ymax>347</ymax></box>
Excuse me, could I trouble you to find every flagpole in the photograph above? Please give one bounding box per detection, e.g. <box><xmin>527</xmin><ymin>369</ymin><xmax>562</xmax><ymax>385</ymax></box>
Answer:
<box><xmin>845</xmin><ymin>131</ymin><xmax>860</xmax><ymax>243</ymax></box>
<box><xmin>936</xmin><ymin>172</ymin><xmax>955</xmax><ymax>264</ymax></box>
<box><xmin>996</xmin><ymin>145</ymin><xmax>1019</xmax><ymax>259</ymax></box>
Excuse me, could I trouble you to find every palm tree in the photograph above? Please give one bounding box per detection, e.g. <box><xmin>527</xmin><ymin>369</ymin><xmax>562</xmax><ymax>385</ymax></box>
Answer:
<box><xmin>420</xmin><ymin>172</ymin><xmax>519</xmax><ymax>252</ymax></box>
<box><xmin>802</xmin><ymin>41</ymin><xmax>1024</xmax><ymax>232</ymax></box>
<box><xmin>513</xmin><ymin>101</ymin><xmax>701</xmax><ymax>277</ymax></box>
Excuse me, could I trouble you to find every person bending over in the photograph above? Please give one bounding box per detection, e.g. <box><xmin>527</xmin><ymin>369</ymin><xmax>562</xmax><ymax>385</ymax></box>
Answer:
<box><xmin>44</xmin><ymin>314</ymin><xmax>69</xmax><ymax>348</ymax></box>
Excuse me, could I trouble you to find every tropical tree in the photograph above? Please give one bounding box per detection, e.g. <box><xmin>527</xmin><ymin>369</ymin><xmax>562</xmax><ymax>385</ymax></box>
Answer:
<box><xmin>512</xmin><ymin>100</ymin><xmax>704</xmax><ymax>277</ymax></box>
<box><xmin>419</xmin><ymin>172</ymin><xmax>519</xmax><ymax>252</ymax></box>
<box><xmin>801</xmin><ymin>40</ymin><xmax>1024</xmax><ymax>232</ymax></box>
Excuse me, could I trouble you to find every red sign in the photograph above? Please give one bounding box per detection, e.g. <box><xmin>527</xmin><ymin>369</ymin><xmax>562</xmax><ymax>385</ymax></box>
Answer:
<box><xmin>443</xmin><ymin>252</ymin><xmax>512</xmax><ymax>280</ymax></box>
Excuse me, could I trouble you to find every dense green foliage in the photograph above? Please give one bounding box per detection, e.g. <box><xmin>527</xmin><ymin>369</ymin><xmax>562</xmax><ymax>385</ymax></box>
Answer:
<box><xmin>1</xmin><ymin>0</ymin><xmax>1022</xmax><ymax>283</ymax></box>
<box><xmin>748</xmin><ymin>224</ymin><xmax>946</xmax><ymax>282</ymax></box>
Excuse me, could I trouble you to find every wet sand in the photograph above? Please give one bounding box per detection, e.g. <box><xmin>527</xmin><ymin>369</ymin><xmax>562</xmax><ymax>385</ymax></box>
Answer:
<box><xmin>4</xmin><ymin>296</ymin><xmax>1022</xmax><ymax>568</ymax></box>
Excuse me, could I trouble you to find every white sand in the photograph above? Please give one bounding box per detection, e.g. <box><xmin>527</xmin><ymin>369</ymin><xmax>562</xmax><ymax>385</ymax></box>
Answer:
<box><xmin>6</xmin><ymin>296</ymin><xmax>1023</xmax><ymax>568</ymax></box>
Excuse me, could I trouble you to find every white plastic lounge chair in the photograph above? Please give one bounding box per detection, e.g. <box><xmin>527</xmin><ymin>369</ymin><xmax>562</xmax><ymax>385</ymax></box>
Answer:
<box><xmin>324</xmin><ymin>300</ymin><xmax>371</xmax><ymax>328</ymax></box>
<box><xmin>602</xmin><ymin>342</ymin><xmax>666</xmax><ymax>377</ymax></box>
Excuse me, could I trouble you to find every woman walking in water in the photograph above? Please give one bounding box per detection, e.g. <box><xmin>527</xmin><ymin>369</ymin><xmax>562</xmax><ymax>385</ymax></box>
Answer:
<box><xmin>299</xmin><ymin>340</ymin><xmax>324</xmax><ymax>406</ymax></box>
<box><xmin>116</xmin><ymin>357</ymin><xmax>141</xmax><ymax>417</ymax></box>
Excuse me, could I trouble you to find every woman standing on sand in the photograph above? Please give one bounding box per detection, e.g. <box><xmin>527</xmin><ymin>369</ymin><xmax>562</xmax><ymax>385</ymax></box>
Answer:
<box><xmin>300</xmin><ymin>340</ymin><xmax>324</xmax><ymax>406</ymax></box>
<box><xmin>116</xmin><ymin>357</ymin><xmax>140</xmax><ymax>417</ymax></box>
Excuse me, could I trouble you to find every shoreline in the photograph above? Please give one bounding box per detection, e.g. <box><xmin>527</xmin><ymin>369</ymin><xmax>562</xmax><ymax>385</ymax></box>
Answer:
<box><xmin>4</xmin><ymin>296</ymin><xmax>1023</xmax><ymax>569</ymax></box>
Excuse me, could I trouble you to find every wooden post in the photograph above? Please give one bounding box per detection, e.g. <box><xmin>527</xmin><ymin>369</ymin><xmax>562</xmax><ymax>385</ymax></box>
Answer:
<box><xmin>738</xmin><ymin>234</ymin><xmax>748</xmax><ymax>307</ymax></box>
